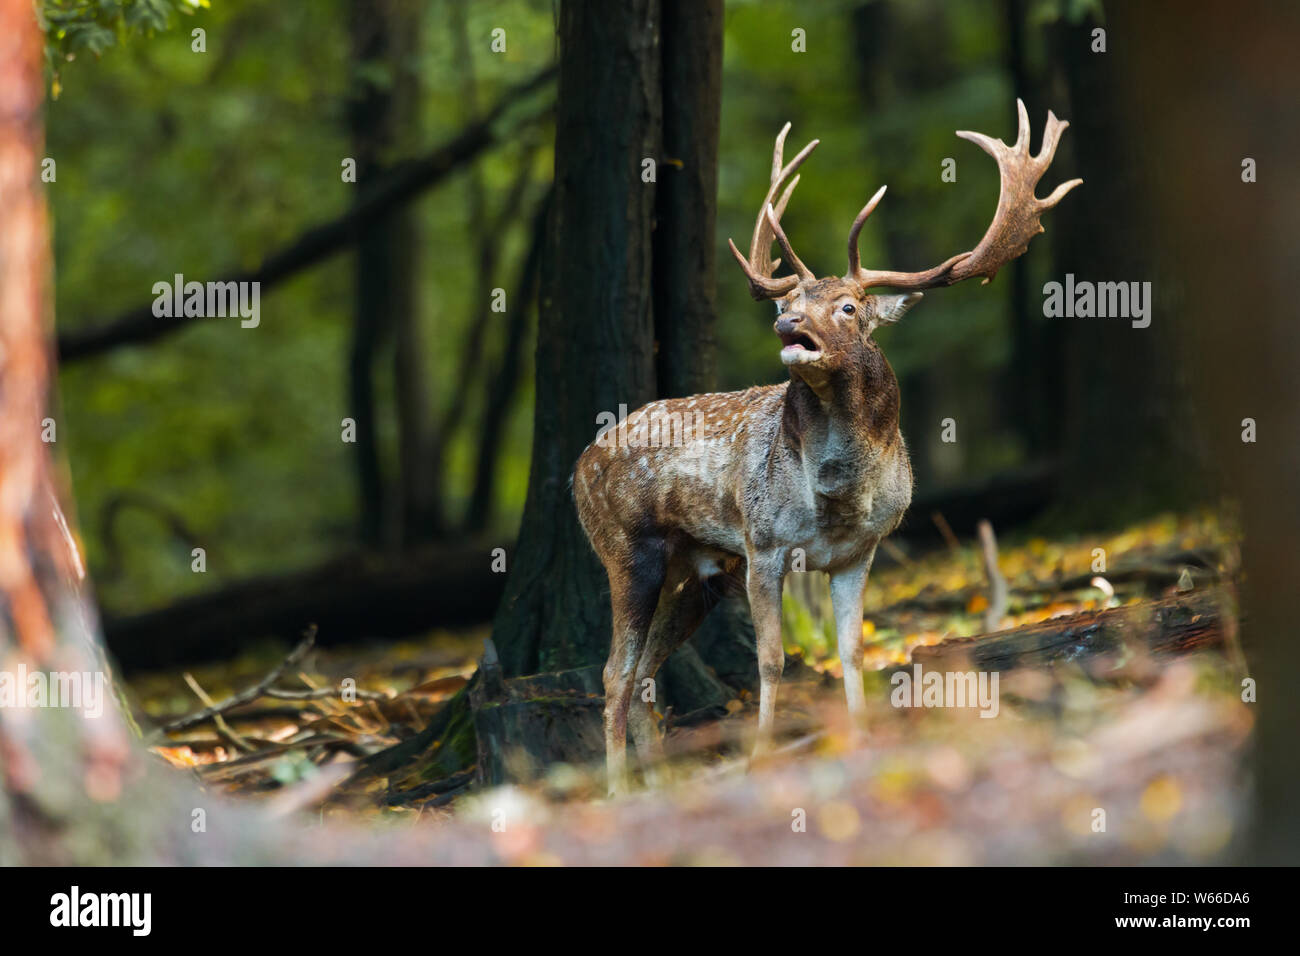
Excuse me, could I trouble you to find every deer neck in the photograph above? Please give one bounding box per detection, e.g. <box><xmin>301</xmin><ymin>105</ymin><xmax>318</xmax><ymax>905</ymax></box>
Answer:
<box><xmin>780</xmin><ymin>344</ymin><xmax>902</xmax><ymax>492</ymax></box>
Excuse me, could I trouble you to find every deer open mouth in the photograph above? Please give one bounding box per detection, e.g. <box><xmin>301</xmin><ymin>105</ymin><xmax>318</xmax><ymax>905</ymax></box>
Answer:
<box><xmin>779</xmin><ymin>332</ymin><xmax>822</xmax><ymax>364</ymax></box>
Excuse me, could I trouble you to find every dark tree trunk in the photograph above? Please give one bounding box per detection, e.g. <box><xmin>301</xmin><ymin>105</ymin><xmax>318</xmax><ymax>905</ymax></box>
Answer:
<box><xmin>653</xmin><ymin>0</ymin><xmax>722</xmax><ymax>399</ymax></box>
<box><xmin>1001</xmin><ymin>0</ymin><xmax>1059</xmax><ymax>458</ymax></box>
<box><xmin>484</xmin><ymin>0</ymin><xmax>749</xmax><ymax>770</ymax></box>
<box><xmin>491</xmin><ymin>0</ymin><xmax>663</xmax><ymax>678</ymax></box>
<box><xmin>101</xmin><ymin>542</ymin><xmax>509</xmax><ymax>674</ymax></box>
<box><xmin>1113</xmin><ymin>0</ymin><xmax>1300</xmax><ymax>866</ymax></box>
<box><xmin>464</xmin><ymin>197</ymin><xmax>549</xmax><ymax>533</ymax></box>
<box><xmin>434</xmin><ymin>0</ymin><xmax>536</xmax><ymax>536</ymax></box>
<box><xmin>850</xmin><ymin>2</ymin><xmax>959</xmax><ymax>487</ymax></box>
<box><xmin>648</xmin><ymin>0</ymin><xmax>755</xmax><ymax>716</ymax></box>
<box><xmin>347</xmin><ymin>0</ymin><xmax>434</xmax><ymax>548</ymax></box>
<box><xmin>1047</xmin><ymin>7</ymin><xmax>1201</xmax><ymax>522</ymax></box>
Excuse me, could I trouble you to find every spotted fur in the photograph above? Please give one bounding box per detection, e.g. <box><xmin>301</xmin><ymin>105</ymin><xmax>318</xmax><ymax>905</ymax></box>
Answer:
<box><xmin>575</xmin><ymin>280</ymin><xmax>921</xmax><ymax>794</ymax></box>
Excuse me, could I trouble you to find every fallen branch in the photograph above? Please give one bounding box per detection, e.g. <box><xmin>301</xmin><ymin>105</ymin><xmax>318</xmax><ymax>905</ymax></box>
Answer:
<box><xmin>262</xmin><ymin>686</ymin><xmax>388</xmax><ymax>702</ymax></box>
<box><xmin>159</xmin><ymin>625</ymin><xmax>319</xmax><ymax>734</ymax></box>
<box><xmin>977</xmin><ymin>519</ymin><xmax>1009</xmax><ymax>632</ymax></box>
<box><xmin>104</xmin><ymin>540</ymin><xmax>507</xmax><ymax>673</ymax></box>
<box><xmin>181</xmin><ymin>672</ymin><xmax>254</xmax><ymax>753</ymax></box>
<box><xmin>931</xmin><ymin>510</ymin><xmax>962</xmax><ymax>553</ymax></box>
<box><xmin>864</xmin><ymin>559</ymin><xmax>1223</xmax><ymax>620</ymax></box>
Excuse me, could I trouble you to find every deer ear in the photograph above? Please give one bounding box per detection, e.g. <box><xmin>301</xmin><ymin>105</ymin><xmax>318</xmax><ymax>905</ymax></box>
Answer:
<box><xmin>873</xmin><ymin>292</ymin><xmax>924</xmax><ymax>326</ymax></box>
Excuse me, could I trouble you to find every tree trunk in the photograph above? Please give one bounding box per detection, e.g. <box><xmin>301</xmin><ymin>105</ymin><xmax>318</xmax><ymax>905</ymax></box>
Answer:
<box><xmin>0</xmin><ymin>0</ymin><xmax>134</xmax><ymax>860</ymax></box>
<box><xmin>1047</xmin><ymin>8</ymin><xmax>1202</xmax><ymax>523</ymax></box>
<box><xmin>1001</xmin><ymin>0</ymin><xmax>1059</xmax><ymax>458</ymax></box>
<box><xmin>1111</xmin><ymin>0</ymin><xmax>1300</xmax><ymax>867</ymax></box>
<box><xmin>491</xmin><ymin>0</ymin><xmax>663</xmax><ymax>680</ymax></box>
<box><xmin>479</xmin><ymin>0</ymin><xmax>753</xmax><ymax>782</ymax></box>
<box><xmin>101</xmin><ymin>542</ymin><xmax>509</xmax><ymax>673</ymax></box>
<box><xmin>347</xmin><ymin>0</ymin><xmax>434</xmax><ymax>548</ymax></box>
<box><xmin>850</xmin><ymin>2</ymin><xmax>958</xmax><ymax>487</ymax></box>
<box><xmin>653</xmin><ymin>0</ymin><xmax>722</xmax><ymax>400</ymax></box>
<box><xmin>648</xmin><ymin>0</ymin><xmax>756</xmax><ymax>717</ymax></box>
<box><xmin>464</xmin><ymin>197</ymin><xmax>549</xmax><ymax>533</ymax></box>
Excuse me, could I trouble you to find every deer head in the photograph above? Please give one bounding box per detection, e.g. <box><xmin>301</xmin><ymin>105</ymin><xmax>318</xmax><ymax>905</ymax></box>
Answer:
<box><xmin>728</xmin><ymin>101</ymin><xmax>1082</xmax><ymax>388</ymax></box>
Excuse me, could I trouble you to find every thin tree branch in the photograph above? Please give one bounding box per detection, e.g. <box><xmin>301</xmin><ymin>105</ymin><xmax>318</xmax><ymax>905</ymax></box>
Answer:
<box><xmin>158</xmin><ymin>625</ymin><xmax>319</xmax><ymax>734</ymax></box>
<box><xmin>56</xmin><ymin>66</ymin><xmax>556</xmax><ymax>363</ymax></box>
<box><xmin>434</xmin><ymin>145</ymin><xmax>540</xmax><ymax>444</ymax></box>
<box><xmin>464</xmin><ymin>191</ymin><xmax>550</xmax><ymax>531</ymax></box>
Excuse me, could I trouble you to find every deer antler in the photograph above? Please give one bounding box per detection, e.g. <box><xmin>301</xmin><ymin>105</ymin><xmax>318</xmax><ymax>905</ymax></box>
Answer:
<box><xmin>846</xmin><ymin>100</ymin><xmax>1082</xmax><ymax>291</ymax></box>
<box><xmin>728</xmin><ymin>123</ymin><xmax>819</xmax><ymax>300</ymax></box>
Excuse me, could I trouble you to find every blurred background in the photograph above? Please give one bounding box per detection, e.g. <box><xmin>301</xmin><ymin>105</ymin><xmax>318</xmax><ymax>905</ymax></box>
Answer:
<box><xmin>6</xmin><ymin>0</ymin><xmax>1293</xmax><ymax>866</ymax></box>
<box><xmin>49</xmin><ymin>0</ymin><xmax>1196</xmax><ymax>646</ymax></box>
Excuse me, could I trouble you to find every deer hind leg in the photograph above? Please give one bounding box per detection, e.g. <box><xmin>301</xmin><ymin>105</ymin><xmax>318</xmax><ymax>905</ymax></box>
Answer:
<box><xmin>627</xmin><ymin>557</ymin><xmax>721</xmax><ymax>786</ymax></box>
<box><xmin>602</xmin><ymin>542</ymin><xmax>666</xmax><ymax>798</ymax></box>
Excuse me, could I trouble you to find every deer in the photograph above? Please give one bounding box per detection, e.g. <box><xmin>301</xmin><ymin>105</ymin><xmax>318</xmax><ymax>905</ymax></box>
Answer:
<box><xmin>574</xmin><ymin>101</ymin><xmax>1080</xmax><ymax>795</ymax></box>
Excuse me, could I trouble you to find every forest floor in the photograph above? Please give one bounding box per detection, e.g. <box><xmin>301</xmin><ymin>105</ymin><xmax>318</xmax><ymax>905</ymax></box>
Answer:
<box><xmin>125</xmin><ymin>510</ymin><xmax>1250</xmax><ymax>864</ymax></box>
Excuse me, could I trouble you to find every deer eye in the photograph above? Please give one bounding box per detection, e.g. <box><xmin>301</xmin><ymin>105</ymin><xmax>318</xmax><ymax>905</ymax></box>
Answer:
<box><xmin>841</xmin><ymin>303</ymin><xmax>856</xmax><ymax>315</ymax></box>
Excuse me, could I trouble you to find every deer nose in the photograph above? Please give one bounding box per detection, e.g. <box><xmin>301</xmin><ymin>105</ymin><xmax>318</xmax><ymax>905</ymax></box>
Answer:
<box><xmin>774</xmin><ymin>313</ymin><xmax>805</xmax><ymax>335</ymax></box>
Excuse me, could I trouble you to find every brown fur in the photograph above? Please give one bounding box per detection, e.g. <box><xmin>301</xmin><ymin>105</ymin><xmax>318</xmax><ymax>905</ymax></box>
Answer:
<box><xmin>572</xmin><ymin>106</ymin><xmax>1080</xmax><ymax>794</ymax></box>
<box><xmin>574</xmin><ymin>279</ymin><xmax>921</xmax><ymax>794</ymax></box>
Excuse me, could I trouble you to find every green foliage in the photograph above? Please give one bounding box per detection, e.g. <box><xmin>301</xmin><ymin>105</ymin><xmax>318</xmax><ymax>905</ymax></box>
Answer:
<box><xmin>40</xmin><ymin>0</ymin><xmax>207</xmax><ymax>95</ymax></box>
<box><xmin>1030</xmin><ymin>0</ymin><xmax>1105</xmax><ymax>26</ymax></box>
<box><xmin>49</xmin><ymin>0</ymin><xmax>1065</xmax><ymax>613</ymax></box>
<box><xmin>49</xmin><ymin>0</ymin><xmax>554</xmax><ymax>612</ymax></box>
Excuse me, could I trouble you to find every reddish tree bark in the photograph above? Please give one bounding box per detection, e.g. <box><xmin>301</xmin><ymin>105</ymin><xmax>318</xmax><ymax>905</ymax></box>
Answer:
<box><xmin>0</xmin><ymin>0</ymin><xmax>132</xmax><ymax>854</ymax></box>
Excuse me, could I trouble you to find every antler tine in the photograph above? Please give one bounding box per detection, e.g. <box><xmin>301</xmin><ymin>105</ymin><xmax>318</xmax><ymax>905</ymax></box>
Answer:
<box><xmin>1033</xmin><ymin>110</ymin><xmax>1072</xmax><ymax>187</ymax></box>
<box><xmin>772</xmin><ymin>173</ymin><xmax>801</xmax><ymax>224</ymax></box>
<box><xmin>1014</xmin><ymin>97</ymin><xmax>1030</xmax><ymax>151</ymax></box>
<box><xmin>730</xmin><ymin>125</ymin><xmax>819</xmax><ymax>300</ymax></box>
<box><xmin>846</xmin><ymin>185</ymin><xmax>888</xmax><ymax>277</ymax></box>
<box><xmin>748</xmin><ymin>136</ymin><xmax>819</xmax><ymax>266</ymax></box>
<box><xmin>849</xmin><ymin>100</ymin><xmax>1082</xmax><ymax>292</ymax></box>
<box><xmin>770</xmin><ymin>121</ymin><xmax>791</xmax><ymax>180</ymax></box>
<box><xmin>765</xmin><ymin>205</ymin><xmax>813</xmax><ymax>280</ymax></box>
<box><xmin>728</xmin><ymin>239</ymin><xmax>799</xmax><ymax>299</ymax></box>
<box><xmin>766</xmin><ymin>173</ymin><xmax>802</xmax><ymax>273</ymax></box>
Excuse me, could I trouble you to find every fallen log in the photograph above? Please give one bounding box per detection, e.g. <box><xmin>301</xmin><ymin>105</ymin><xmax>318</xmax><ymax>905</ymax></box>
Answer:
<box><xmin>103</xmin><ymin>542</ymin><xmax>507</xmax><ymax>674</ymax></box>
<box><xmin>910</xmin><ymin>588</ymin><xmax>1227</xmax><ymax>673</ymax></box>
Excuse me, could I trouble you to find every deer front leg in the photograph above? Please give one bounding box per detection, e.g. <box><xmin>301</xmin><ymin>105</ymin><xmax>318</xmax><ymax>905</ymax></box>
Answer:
<box><xmin>829</xmin><ymin>548</ymin><xmax>876</xmax><ymax>745</ymax></box>
<box><xmin>746</xmin><ymin>553</ymin><xmax>786</xmax><ymax>760</ymax></box>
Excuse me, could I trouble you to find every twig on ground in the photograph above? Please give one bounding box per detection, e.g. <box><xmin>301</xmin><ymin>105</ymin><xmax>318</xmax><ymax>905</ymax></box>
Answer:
<box><xmin>879</xmin><ymin>537</ymin><xmax>912</xmax><ymax>567</ymax></box>
<box><xmin>977</xmin><ymin>519</ymin><xmax>1009</xmax><ymax>632</ymax></box>
<box><xmin>182</xmin><ymin>672</ymin><xmax>255</xmax><ymax>753</ymax></box>
<box><xmin>160</xmin><ymin>625</ymin><xmax>319</xmax><ymax>734</ymax></box>
<box><xmin>261</xmin><ymin>686</ymin><xmax>388</xmax><ymax>702</ymax></box>
<box><xmin>931</xmin><ymin>511</ymin><xmax>962</xmax><ymax>553</ymax></box>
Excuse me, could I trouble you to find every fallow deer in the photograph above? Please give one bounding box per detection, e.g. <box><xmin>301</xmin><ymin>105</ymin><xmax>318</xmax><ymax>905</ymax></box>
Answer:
<box><xmin>574</xmin><ymin>101</ymin><xmax>1080</xmax><ymax>795</ymax></box>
